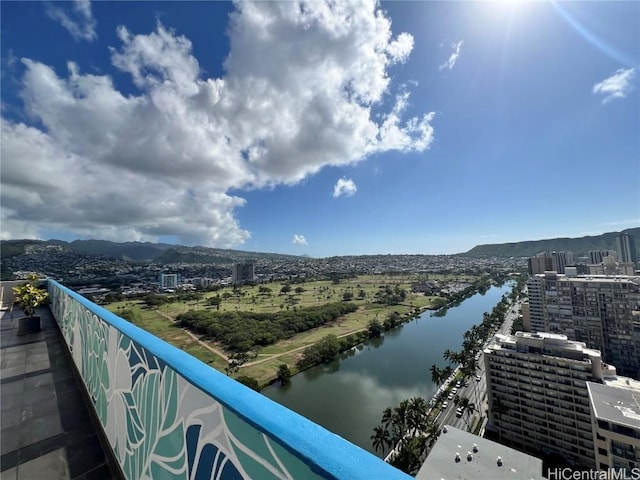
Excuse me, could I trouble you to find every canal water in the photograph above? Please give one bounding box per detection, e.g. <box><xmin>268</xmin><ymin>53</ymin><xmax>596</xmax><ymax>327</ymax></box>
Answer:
<box><xmin>262</xmin><ymin>284</ymin><xmax>511</xmax><ymax>456</ymax></box>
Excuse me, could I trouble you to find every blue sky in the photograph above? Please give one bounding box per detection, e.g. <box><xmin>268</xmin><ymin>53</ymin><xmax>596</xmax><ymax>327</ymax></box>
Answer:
<box><xmin>1</xmin><ymin>1</ymin><xmax>638</xmax><ymax>257</ymax></box>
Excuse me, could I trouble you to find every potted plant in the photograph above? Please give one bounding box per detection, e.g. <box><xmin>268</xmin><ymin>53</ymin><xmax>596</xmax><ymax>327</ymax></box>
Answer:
<box><xmin>12</xmin><ymin>274</ymin><xmax>49</xmax><ymax>335</ymax></box>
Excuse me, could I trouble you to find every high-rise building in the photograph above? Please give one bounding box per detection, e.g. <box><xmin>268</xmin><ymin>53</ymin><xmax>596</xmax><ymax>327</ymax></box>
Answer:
<box><xmin>526</xmin><ymin>275</ymin><xmax>546</xmax><ymax>333</ymax></box>
<box><xmin>616</xmin><ymin>233</ymin><xmax>637</xmax><ymax>268</ymax></box>
<box><xmin>589</xmin><ymin>250</ymin><xmax>615</xmax><ymax>265</ymax></box>
<box><xmin>588</xmin><ymin>379</ymin><xmax>640</xmax><ymax>471</ymax></box>
<box><xmin>553</xmin><ymin>250</ymin><xmax>573</xmax><ymax>274</ymax></box>
<box><xmin>232</xmin><ymin>262</ymin><xmax>255</xmax><ymax>285</ymax></box>
<box><xmin>527</xmin><ymin>255</ymin><xmax>552</xmax><ymax>275</ymax></box>
<box><xmin>159</xmin><ymin>273</ymin><xmax>178</xmax><ymax>290</ymax></box>
<box><xmin>527</xmin><ymin>252</ymin><xmax>573</xmax><ymax>275</ymax></box>
<box><xmin>192</xmin><ymin>277</ymin><xmax>216</xmax><ymax>288</ymax></box>
<box><xmin>485</xmin><ymin>332</ymin><xmax>618</xmax><ymax>468</ymax></box>
<box><xmin>587</xmin><ymin>257</ymin><xmax>636</xmax><ymax>276</ymax></box>
<box><xmin>526</xmin><ymin>273</ymin><xmax>640</xmax><ymax>378</ymax></box>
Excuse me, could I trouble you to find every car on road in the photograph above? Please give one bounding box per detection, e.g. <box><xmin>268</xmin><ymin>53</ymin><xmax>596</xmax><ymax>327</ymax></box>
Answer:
<box><xmin>442</xmin><ymin>401</ymin><xmax>449</xmax><ymax>409</ymax></box>
<box><xmin>448</xmin><ymin>393</ymin><xmax>454</xmax><ymax>400</ymax></box>
<box><xmin>455</xmin><ymin>381</ymin><xmax>462</xmax><ymax>388</ymax></box>
<box><xmin>456</xmin><ymin>408</ymin><xmax>464</xmax><ymax>418</ymax></box>
<box><xmin>475</xmin><ymin>375</ymin><xmax>481</xmax><ymax>382</ymax></box>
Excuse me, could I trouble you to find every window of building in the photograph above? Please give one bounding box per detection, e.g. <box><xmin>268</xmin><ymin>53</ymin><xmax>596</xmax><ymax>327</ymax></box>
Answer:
<box><xmin>598</xmin><ymin>419</ymin><xmax>610</xmax><ymax>430</ymax></box>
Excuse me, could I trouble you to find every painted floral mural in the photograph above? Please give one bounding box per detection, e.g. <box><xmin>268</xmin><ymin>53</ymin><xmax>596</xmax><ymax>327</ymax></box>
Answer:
<box><xmin>48</xmin><ymin>281</ymin><xmax>324</xmax><ymax>480</ymax></box>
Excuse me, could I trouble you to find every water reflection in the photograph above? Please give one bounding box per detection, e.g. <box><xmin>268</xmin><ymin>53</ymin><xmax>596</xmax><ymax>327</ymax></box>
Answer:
<box><xmin>264</xmin><ymin>284</ymin><xmax>511</xmax><ymax>455</ymax></box>
<box><xmin>325</xmin><ymin>359</ymin><xmax>341</xmax><ymax>374</ymax></box>
<box><xmin>369</xmin><ymin>336</ymin><xmax>385</xmax><ymax>349</ymax></box>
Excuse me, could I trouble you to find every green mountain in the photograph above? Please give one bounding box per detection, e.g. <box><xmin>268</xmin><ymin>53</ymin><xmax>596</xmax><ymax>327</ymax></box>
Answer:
<box><xmin>67</xmin><ymin>240</ymin><xmax>174</xmax><ymax>261</ymax></box>
<box><xmin>0</xmin><ymin>238</ymin><xmax>306</xmax><ymax>264</ymax></box>
<box><xmin>156</xmin><ymin>246</ymin><xmax>304</xmax><ymax>264</ymax></box>
<box><xmin>0</xmin><ymin>239</ymin><xmax>47</xmax><ymax>259</ymax></box>
<box><xmin>464</xmin><ymin>228</ymin><xmax>640</xmax><ymax>257</ymax></box>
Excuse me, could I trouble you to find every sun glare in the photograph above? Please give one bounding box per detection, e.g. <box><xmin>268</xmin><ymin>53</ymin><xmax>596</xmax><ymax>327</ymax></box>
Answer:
<box><xmin>486</xmin><ymin>0</ymin><xmax>533</xmax><ymax>14</ymax></box>
<box><xmin>489</xmin><ymin>0</ymin><xmax>527</xmax><ymax>7</ymax></box>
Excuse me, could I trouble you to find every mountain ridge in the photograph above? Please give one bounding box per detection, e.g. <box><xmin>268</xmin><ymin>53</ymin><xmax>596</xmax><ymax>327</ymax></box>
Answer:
<box><xmin>0</xmin><ymin>239</ymin><xmax>307</xmax><ymax>263</ymax></box>
<box><xmin>464</xmin><ymin>227</ymin><xmax>640</xmax><ymax>257</ymax></box>
<box><xmin>2</xmin><ymin>227</ymin><xmax>638</xmax><ymax>261</ymax></box>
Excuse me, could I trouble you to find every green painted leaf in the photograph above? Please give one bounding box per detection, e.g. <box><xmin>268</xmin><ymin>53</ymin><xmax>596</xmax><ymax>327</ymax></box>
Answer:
<box><xmin>122</xmin><ymin>391</ymin><xmax>145</xmax><ymax>446</ymax></box>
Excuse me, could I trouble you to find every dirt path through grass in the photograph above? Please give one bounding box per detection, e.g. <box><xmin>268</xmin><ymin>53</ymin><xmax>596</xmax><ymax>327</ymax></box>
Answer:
<box><xmin>158</xmin><ymin>310</ymin><xmax>368</xmax><ymax>371</ymax></box>
<box><xmin>157</xmin><ymin>310</ymin><xmax>230</xmax><ymax>361</ymax></box>
<box><xmin>241</xmin><ymin>327</ymin><xmax>368</xmax><ymax>367</ymax></box>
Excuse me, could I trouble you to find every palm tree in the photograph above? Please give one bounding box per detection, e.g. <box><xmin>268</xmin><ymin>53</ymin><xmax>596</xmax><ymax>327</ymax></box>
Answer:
<box><xmin>459</xmin><ymin>350</ymin><xmax>478</xmax><ymax>384</ymax></box>
<box><xmin>442</xmin><ymin>365</ymin><xmax>453</xmax><ymax>384</ymax></box>
<box><xmin>425</xmin><ymin>421</ymin><xmax>441</xmax><ymax>453</ymax></box>
<box><xmin>371</xmin><ymin>425</ymin><xmax>390</xmax><ymax>456</ymax></box>
<box><xmin>381</xmin><ymin>407</ymin><xmax>393</xmax><ymax>431</ymax></box>
<box><xmin>391</xmin><ymin>400</ymin><xmax>410</xmax><ymax>447</ymax></box>
<box><xmin>430</xmin><ymin>364</ymin><xmax>442</xmax><ymax>386</ymax></box>
<box><xmin>407</xmin><ymin>397</ymin><xmax>428</xmax><ymax>435</ymax></box>
<box><xmin>464</xmin><ymin>402</ymin><xmax>477</xmax><ymax>432</ymax></box>
<box><xmin>443</xmin><ymin>349</ymin><xmax>458</xmax><ymax>365</ymax></box>
<box><xmin>456</xmin><ymin>396</ymin><xmax>475</xmax><ymax>430</ymax></box>
<box><xmin>391</xmin><ymin>436</ymin><xmax>427</xmax><ymax>475</ymax></box>
<box><xmin>461</xmin><ymin>361</ymin><xmax>477</xmax><ymax>381</ymax></box>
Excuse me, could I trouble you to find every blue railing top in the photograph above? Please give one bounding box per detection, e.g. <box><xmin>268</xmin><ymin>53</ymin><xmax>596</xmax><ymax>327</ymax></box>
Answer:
<box><xmin>48</xmin><ymin>279</ymin><xmax>411</xmax><ymax>480</ymax></box>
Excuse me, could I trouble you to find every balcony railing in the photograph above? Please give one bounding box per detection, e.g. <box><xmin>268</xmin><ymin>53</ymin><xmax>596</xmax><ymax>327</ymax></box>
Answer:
<box><xmin>47</xmin><ymin>279</ymin><xmax>410</xmax><ymax>480</ymax></box>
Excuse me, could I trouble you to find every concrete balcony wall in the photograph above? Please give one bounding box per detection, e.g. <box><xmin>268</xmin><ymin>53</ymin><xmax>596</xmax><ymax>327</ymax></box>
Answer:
<box><xmin>47</xmin><ymin>279</ymin><xmax>410</xmax><ymax>480</ymax></box>
<box><xmin>0</xmin><ymin>280</ymin><xmax>25</xmax><ymax>309</ymax></box>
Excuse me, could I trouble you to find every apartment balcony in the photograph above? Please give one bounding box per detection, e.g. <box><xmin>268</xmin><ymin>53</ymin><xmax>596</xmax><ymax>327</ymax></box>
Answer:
<box><xmin>1</xmin><ymin>280</ymin><xmax>410</xmax><ymax>480</ymax></box>
<box><xmin>1</xmin><ymin>304</ymin><xmax>115</xmax><ymax>478</ymax></box>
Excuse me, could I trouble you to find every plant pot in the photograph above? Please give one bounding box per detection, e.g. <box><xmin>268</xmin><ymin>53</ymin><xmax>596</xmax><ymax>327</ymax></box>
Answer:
<box><xmin>17</xmin><ymin>316</ymin><xmax>41</xmax><ymax>335</ymax></box>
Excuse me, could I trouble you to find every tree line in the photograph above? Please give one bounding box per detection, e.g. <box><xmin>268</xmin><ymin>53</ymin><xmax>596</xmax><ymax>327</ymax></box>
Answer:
<box><xmin>370</xmin><ymin>398</ymin><xmax>439</xmax><ymax>474</ymax></box>
<box><xmin>430</xmin><ymin>270</ymin><xmax>512</xmax><ymax>317</ymax></box>
<box><xmin>297</xmin><ymin>312</ymin><xmax>404</xmax><ymax>369</ymax></box>
<box><xmin>177</xmin><ymin>302</ymin><xmax>358</xmax><ymax>352</ymax></box>
<box><xmin>372</xmin><ymin>275</ymin><xmax>527</xmax><ymax>474</ymax></box>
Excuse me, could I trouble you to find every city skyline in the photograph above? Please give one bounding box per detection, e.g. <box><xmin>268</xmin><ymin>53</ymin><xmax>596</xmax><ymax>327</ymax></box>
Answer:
<box><xmin>1</xmin><ymin>1</ymin><xmax>638</xmax><ymax>257</ymax></box>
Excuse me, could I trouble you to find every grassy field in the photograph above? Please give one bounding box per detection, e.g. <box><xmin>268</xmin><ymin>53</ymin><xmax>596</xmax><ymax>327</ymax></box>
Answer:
<box><xmin>105</xmin><ymin>274</ymin><xmax>477</xmax><ymax>386</ymax></box>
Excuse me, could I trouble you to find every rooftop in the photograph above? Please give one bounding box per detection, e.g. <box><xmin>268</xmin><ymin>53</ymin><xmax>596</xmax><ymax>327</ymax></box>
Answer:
<box><xmin>588</xmin><ymin>380</ymin><xmax>640</xmax><ymax>430</ymax></box>
<box><xmin>488</xmin><ymin>332</ymin><xmax>602</xmax><ymax>360</ymax></box>
<box><xmin>533</xmin><ymin>273</ymin><xmax>640</xmax><ymax>284</ymax></box>
<box><xmin>0</xmin><ymin>306</ymin><xmax>117</xmax><ymax>479</ymax></box>
<box><xmin>415</xmin><ymin>425</ymin><xmax>543</xmax><ymax>480</ymax></box>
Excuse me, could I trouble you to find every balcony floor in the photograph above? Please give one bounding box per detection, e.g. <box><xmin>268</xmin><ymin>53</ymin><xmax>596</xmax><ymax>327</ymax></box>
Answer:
<box><xmin>1</xmin><ymin>306</ymin><xmax>118</xmax><ymax>479</ymax></box>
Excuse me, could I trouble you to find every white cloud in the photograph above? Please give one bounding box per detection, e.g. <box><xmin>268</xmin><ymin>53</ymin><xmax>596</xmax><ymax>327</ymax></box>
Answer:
<box><xmin>2</xmin><ymin>1</ymin><xmax>435</xmax><ymax>247</ymax></box>
<box><xmin>6</xmin><ymin>49</ymin><xmax>18</xmax><ymax>69</ymax></box>
<box><xmin>439</xmin><ymin>40</ymin><xmax>463</xmax><ymax>71</ymax></box>
<box><xmin>597</xmin><ymin>219</ymin><xmax>640</xmax><ymax>228</ymax></box>
<box><xmin>386</xmin><ymin>33</ymin><xmax>414</xmax><ymax>63</ymax></box>
<box><xmin>46</xmin><ymin>0</ymin><xmax>97</xmax><ymax>42</ymax></box>
<box><xmin>592</xmin><ymin>68</ymin><xmax>636</xmax><ymax>103</ymax></box>
<box><xmin>292</xmin><ymin>234</ymin><xmax>308</xmax><ymax>245</ymax></box>
<box><xmin>333</xmin><ymin>178</ymin><xmax>358</xmax><ymax>198</ymax></box>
